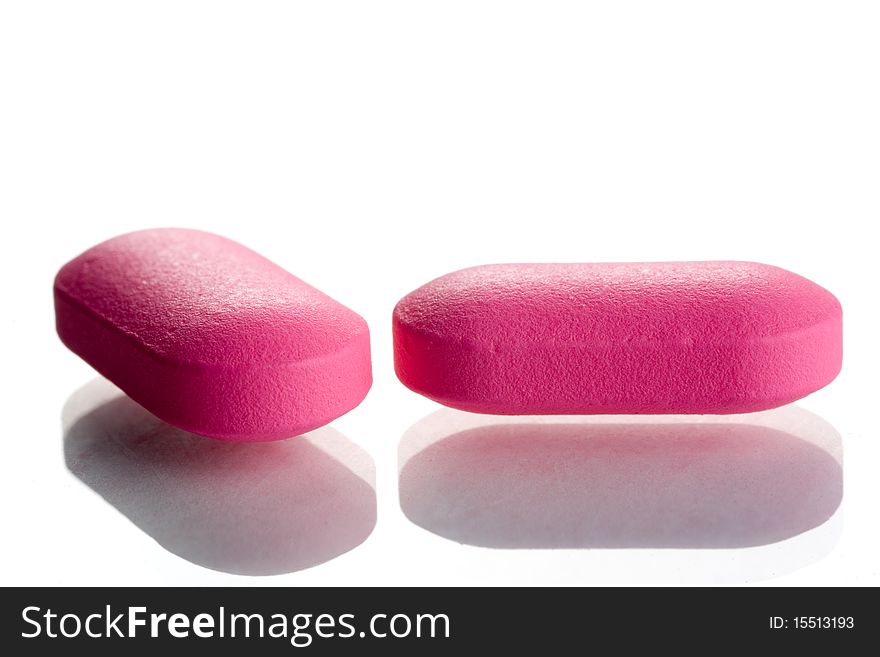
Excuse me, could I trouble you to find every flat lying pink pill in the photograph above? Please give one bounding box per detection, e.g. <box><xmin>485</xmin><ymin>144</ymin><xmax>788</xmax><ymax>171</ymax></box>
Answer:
<box><xmin>55</xmin><ymin>228</ymin><xmax>372</xmax><ymax>441</ymax></box>
<box><xmin>393</xmin><ymin>262</ymin><xmax>842</xmax><ymax>415</ymax></box>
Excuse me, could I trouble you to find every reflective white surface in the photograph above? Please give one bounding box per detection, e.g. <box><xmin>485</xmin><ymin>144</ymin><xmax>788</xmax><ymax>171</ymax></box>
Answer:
<box><xmin>0</xmin><ymin>1</ymin><xmax>877</xmax><ymax>585</ymax></box>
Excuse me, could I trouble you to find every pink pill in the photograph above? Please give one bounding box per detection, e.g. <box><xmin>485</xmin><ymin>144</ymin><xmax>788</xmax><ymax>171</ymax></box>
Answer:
<box><xmin>393</xmin><ymin>262</ymin><xmax>841</xmax><ymax>415</ymax></box>
<box><xmin>55</xmin><ymin>229</ymin><xmax>372</xmax><ymax>441</ymax></box>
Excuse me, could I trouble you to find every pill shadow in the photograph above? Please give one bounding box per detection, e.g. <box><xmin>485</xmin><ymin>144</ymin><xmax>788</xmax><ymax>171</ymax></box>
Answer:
<box><xmin>399</xmin><ymin>408</ymin><xmax>843</xmax><ymax>549</ymax></box>
<box><xmin>62</xmin><ymin>378</ymin><xmax>377</xmax><ymax>576</ymax></box>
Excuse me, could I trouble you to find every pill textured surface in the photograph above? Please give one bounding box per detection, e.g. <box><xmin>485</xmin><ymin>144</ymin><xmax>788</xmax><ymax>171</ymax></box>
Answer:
<box><xmin>55</xmin><ymin>228</ymin><xmax>372</xmax><ymax>441</ymax></box>
<box><xmin>393</xmin><ymin>262</ymin><xmax>841</xmax><ymax>414</ymax></box>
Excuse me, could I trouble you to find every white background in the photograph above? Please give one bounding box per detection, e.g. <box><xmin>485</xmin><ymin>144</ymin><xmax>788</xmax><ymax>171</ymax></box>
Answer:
<box><xmin>1</xmin><ymin>1</ymin><xmax>877</xmax><ymax>586</ymax></box>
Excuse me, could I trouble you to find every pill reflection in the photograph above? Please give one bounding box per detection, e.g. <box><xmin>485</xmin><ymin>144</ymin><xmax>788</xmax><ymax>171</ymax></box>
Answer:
<box><xmin>63</xmin><ymin>378</ymin><xmax>376</xmax><ymax>576</ymax></box>
<box><xmin>399</xmin><ymin>407</ymin><xmax>842</xmax><ymax>550</ymax></box>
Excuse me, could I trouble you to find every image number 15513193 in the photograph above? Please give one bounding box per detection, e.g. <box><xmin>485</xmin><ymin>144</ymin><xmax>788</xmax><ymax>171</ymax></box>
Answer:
<box><xmin>770</xmin><ymin>617</ymin><xmax>855</xmax><ymax>630</ymax></box>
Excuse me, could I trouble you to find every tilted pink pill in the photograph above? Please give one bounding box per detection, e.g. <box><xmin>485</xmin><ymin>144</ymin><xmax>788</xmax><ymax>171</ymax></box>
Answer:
<box><xmin>393</xmin><ymin>262</ymin><xmax>841</xmax><ymax>415</ymax></box>
<box><xmin>55</xmin><ymin>228</ymin><xmax>372</xmax><ymax>441</ymax></box>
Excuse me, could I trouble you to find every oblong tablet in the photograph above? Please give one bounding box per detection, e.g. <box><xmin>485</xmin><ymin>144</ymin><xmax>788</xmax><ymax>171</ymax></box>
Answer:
<box><xmin>55</xmin><ymin>228</ymin><xmax>372</xmax><ymax>441</ymax></box>
<box><xmin>393</xmin><ymin>262</ymin><xmax>841</xmax><ymax>414</ymax></box>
